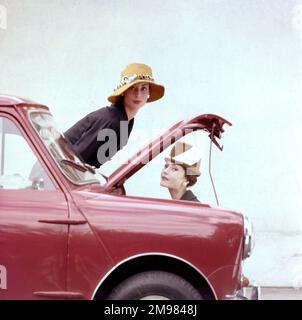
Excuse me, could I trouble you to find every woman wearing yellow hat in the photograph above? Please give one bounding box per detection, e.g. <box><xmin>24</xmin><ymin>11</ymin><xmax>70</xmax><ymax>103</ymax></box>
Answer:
<box><xmin>160</xmin><ymin>142</ymin><xmax>201</xmax><ymax>202</ymax></box>
<box><xmin>64</xmin><ymin>63</ymin><xmax>164</xmax><ymax>168</ymax></box>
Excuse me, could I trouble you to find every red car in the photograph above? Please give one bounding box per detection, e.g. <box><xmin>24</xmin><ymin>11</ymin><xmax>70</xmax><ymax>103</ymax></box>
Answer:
<box><xmin>0</xmin><ymin>95</ymin><xmax>259</xmax><ymax>300</ymax></box>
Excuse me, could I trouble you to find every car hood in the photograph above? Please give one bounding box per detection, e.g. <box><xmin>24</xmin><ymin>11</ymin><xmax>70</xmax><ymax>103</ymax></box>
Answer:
<box><xmin>71</xmin><ymin>189</ymin><xmax>243</xmax><ymax>237</ymax></box>
<box><xmin>103</xmin><ymin>114</ymin><xmax>231</xmax><ymax>191</ymax></box>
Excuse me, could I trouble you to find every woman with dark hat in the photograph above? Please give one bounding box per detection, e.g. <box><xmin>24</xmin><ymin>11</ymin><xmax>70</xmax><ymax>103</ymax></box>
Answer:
<box><xmin>64</xmin><ymin>63</ymin><xmax>165</xmax><ymax>168</ymax></box>
<box><xmin>160</xmin><ymin>141</ymin><xmax>201</xmax><ymax>202</ymax></box>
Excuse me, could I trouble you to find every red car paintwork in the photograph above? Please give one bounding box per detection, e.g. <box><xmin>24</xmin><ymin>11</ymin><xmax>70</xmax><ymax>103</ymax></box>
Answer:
<box><xmin>0</xmin><ymin>95</ymin><xmax>246</xmax><ymax>300</ymax></box>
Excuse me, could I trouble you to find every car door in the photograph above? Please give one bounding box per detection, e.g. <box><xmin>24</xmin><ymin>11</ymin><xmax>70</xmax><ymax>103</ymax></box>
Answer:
<box><xmin>0</xmin><ymin>114</ymin><xmax>69</xmax><ymax>299</ymax></box>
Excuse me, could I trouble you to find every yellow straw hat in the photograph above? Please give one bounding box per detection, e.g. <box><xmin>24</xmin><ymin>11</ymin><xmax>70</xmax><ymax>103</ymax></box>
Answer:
<box><xmin>108</xmin><ymin>63</ymin><xmax>165</xmax><ymax>103</ymax></box>
<box><xmin>165</xmin><ymin>141</ymin><xmax>201</xmax><ymax>176</ymax></box>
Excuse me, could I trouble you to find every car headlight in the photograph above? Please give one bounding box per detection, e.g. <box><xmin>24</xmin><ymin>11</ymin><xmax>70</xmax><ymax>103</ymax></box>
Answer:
<box><xmin>243</xmin><ymin>216</ymin><xmax>254</xmax><ymax>260</ymax></box>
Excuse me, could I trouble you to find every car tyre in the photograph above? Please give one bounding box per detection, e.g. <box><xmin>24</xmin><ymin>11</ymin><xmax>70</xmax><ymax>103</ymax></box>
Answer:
<box><xmin>106</xmin><ymin>270</ymin><xmax>203</xmax><ymax>300</ymax></box>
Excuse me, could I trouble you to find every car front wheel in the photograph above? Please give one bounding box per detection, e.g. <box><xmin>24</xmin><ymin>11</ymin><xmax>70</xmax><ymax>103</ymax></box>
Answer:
<box><xmin>106</xmin><ymin>271</ymin><xmax>203</xmax><ymax>300</ymax></box>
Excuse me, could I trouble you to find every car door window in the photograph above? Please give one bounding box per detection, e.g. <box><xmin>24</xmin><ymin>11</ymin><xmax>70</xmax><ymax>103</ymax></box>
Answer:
<box><xmin>0</xmin><ymin>116</ymin><xmax>55</xmax><ymax>190</ymax></box>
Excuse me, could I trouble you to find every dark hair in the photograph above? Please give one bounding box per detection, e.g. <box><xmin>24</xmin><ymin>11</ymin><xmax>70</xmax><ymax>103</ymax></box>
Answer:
<box><xmin>179</xmin><ymin>164</ymin><xmax>198</xmax><ymax>187</ymax></box>
<box><xmin>115</xmin><ymin>96</ymin><xmax>124</xmax><ymax>106</ymax></box>
<box><xmin>186</xmin><ymin>174</ymin><xmax>198</xmax><ymax>187</ymax></box>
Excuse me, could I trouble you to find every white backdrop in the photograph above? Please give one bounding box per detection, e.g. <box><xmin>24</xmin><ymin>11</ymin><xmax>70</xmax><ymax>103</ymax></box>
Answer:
<box><xmin>1</xmin><ymin>0</ymin><xmax>302</xmax><ymax>287</ymax></box>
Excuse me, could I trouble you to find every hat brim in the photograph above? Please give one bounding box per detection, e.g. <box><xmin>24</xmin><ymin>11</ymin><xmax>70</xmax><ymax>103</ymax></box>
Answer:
<box><xmin>164</xmin><ymin>157</ymin><xmax>201</xmax><ymax>176</ymax></box>
<box><xmin>108</xmin><ymin>80</ymin><xmax>165</xmax><ymax>103</ymax></box>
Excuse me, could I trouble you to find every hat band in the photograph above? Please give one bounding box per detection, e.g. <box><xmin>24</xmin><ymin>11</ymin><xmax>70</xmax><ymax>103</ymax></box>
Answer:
<box><xmin>115</xmin><ymin>73</ymin><xmax>154</xmax><ymax>91</ymax></box>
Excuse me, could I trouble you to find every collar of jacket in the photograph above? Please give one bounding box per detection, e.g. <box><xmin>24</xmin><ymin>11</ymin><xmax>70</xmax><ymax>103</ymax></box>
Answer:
<box><xmin>180</xmin><ymin>190</ymin><xmax>198</xmax><ymax>202</ymax></box>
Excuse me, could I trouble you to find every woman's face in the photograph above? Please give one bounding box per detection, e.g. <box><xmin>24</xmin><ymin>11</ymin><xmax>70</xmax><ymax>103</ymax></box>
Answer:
<box><xmin>123</xmin><ymin>82</ymin><xmax>150</xmax><ymax>111</ymax></box>
<box><xmin>160</xmin><ymin>161</ymin><xmax>188</xmax><ymax>190</ymax></box>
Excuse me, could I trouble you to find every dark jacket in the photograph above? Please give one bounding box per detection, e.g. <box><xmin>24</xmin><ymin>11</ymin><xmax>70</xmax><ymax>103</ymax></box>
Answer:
<box><xmin>64</xmin><ymin>101</ymin><xmax>134</xmax><ymax>168</ymax></box>
<box><xmin>180</xmin><ymin>190</ymin><xmax>200</xmax><ymax>202</ymax></box>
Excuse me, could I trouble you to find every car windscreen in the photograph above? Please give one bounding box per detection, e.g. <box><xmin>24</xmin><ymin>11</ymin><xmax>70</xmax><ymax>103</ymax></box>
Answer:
<box><xmin>28</xmin><ymin>110</ymin><xmax>105</xmax><ymax>185</ymax></box>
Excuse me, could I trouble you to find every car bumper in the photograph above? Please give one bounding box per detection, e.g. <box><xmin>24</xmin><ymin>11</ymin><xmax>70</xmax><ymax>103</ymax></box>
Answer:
<box><xmin>225</xmin><ymin>284</ymin><xmax>261</xmax><ymax>300</ymax></box>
